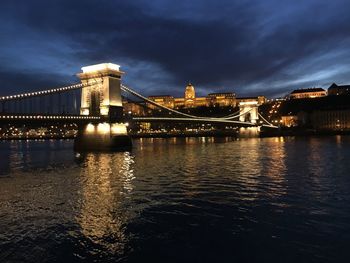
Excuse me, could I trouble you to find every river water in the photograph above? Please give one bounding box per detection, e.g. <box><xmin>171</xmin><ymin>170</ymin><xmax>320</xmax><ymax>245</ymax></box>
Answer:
<box><xmin>0</xmin><ymin>137</ymin><xmax>349</xmax><ymax>262</ymax></box>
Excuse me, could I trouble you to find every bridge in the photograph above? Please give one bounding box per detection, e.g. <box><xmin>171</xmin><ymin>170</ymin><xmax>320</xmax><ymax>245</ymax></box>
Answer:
<box><xmin>0</xmin><ymin>63</ymin><xmax>277</xmax><ymax>150</ymax></box>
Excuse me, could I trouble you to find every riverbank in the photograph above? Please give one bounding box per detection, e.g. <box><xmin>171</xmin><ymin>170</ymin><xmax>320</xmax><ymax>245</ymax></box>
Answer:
<box><xmin>2</xmin><ymin>128</ymin><xmax>350</xmax><ymax>140</ymax></box>
<box><xmin>0</xmin><ymin>135</ymin><xmax>76</xmax><ymax>140</ymax></box>
<box><xmin>260</xmin><ymin>127</ymin><xmax>350</xmax><ymax>137</ymax></box>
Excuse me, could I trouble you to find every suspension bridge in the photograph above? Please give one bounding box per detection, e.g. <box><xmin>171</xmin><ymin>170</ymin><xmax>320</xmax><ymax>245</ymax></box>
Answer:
<box><xmin>0</xmin><ymin>63</ymin><xmax>277</xmax><ymax>150</ymax></box>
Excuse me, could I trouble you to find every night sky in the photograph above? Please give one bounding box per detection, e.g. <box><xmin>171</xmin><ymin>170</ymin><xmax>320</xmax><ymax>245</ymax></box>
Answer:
<box><xmin>1</xmin><ymin>0</ymin><xmax>350</xmax><ymax>98</ymax></box>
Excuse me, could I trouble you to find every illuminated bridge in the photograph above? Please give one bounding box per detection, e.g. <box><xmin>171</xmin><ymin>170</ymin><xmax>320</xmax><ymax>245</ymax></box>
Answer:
<box><xmin>0</xmin><ymin>63</ymin><xmax>277</xmax><ymax>150</ymax></box>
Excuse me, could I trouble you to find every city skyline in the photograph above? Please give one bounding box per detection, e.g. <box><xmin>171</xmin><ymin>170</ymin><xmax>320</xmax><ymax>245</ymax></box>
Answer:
<box><xmin>1</xmin><ymin>0</ymin><xmax>350</xmax><ymax>98</ymax></box>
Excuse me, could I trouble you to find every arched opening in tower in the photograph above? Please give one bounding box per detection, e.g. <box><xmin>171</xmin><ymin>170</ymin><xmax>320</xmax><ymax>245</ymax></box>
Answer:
<box><xmin>90</xmin><ymin>90</ymin><xmax>100</xmax><ymax>116</ymax></box>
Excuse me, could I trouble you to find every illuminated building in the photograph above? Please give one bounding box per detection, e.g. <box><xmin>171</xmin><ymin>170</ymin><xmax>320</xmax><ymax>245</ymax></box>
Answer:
<box><xmin>281</xmin><ymin>115</ymin><xmax>298</xmax><ymax>127</ymax></box>
<box><xmin>328</xmin><ymin>83</ymin><xmax>350</xmax><ymax>96</ymax></box>
<box><xmin>147</xmin><ymin>95</ymin><xmax>175</xmax><ymax>109</ymax></box>
<box><xmin>122</xmin><ymin>83</ymin><xmax>269</xmax><ymax>118</ymax></box>
<box><xmin>144</xmin><ymin>83</ymin><xmax>238</xmax><ymax>110</ymax></box>
<box><xmin>207</xmin><ymin>93</ymin><xmax>236</xmax><ymax>107</ymax></box>
<box><xmin>123</xmin><ymin>100</ymin><xmax>145</xmax><ymax>116</ymax></box>
<box><xmin>290</xmin><ymin>88</ymin><xmax>327</xmax><ymax>99</ymax></box>
<box><xmin>195</xmin><ymin>97</ymin><xmax>207</xmax><ymax>107</ymax></box>
<box><xmin>184</xmin><ymin>83</ymin><xmax>196</xmax><ymax>108</ymax></box>
<box><xmin>311</xmin><ymin>110</ymin><xmax>350</xmax><ymax>130</ymax></box>
<box><xmin>257</xmin><ymin>96</ymin><xmax>267</xmax><ymax>105</ymax></box>
<box><xmin>174</xmin><ymin>98</ymin><xmax>185</xmax><ymax>108</ymax></box>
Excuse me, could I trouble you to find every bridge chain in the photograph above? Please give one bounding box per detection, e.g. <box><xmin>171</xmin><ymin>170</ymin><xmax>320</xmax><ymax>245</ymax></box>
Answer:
<box><xmin>0</xmin><ymin>80</ymin><xmax>103</xmax><ymax>102</ymax></box>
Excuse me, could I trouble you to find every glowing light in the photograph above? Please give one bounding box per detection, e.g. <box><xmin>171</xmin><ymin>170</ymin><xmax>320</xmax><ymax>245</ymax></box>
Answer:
<box><xmin>111</xmin><ymin>123</ymin><xmax>127</xmax><ymax>135</ymax></box>
<box><xmin>100</xmin><ymin>107</ymin><xmax>109</xmax><ymax>116</ymax></box>
<box><xmin>81</xmin><ymin>109</ymin><xmax>89</xmax><ymax>115</ymax></box>
<box><xmin>239</xmin><ymin>101</ymin><xmax>258</xmax><ymax>106</ymax></box>
<box><xmin>81</xmin><ymin>63</ymin><xmax>120</xmax><ymax>73</ymax></box>
<box><xmin>86</xmin><ymin>123</ymin><xmax>95</xmax><ymax>133</ymax></box>
<box><xmin>97</xmin><ymin>123</ymin><xmax>110</xmax><ymax>134</ymax></box>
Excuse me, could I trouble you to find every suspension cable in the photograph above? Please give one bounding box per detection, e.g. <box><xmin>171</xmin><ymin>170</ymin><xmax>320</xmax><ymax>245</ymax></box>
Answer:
<box><xmin>0</xmin><ymin>80</ymin><xmax>103</xmax><ymax>102</ymax></box>
<box><xmin>258</xmin><ymin>112</ymin><xmax>278</xmax><ymax>128</ymax></box>
<box><xmin>223</xmin><ymin>107</ymin><xmax>254</xmax><ymax>119</ymax></box>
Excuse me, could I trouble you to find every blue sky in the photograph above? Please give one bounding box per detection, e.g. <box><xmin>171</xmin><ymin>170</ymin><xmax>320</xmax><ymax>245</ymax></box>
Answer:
<box><xmin>1</xmin><ymin>0</ymin><xmax>350</xmax><ymax>97</ymax></box>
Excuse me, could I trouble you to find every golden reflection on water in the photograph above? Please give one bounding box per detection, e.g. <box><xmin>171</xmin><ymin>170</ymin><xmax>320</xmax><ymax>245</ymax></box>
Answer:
<box><xmin>336</xmin><ymin>135</ymin><xmax>342</xmax><ymax>148</ymax></box>
<box><xmin>181</xmin><ymin>141</ymin><xmax>202</xmax><ymax>198</ymax></box>
<box><xmin>306</xmin><ymin>138</ymin><xmax>330</xmax><ymax>203</ymax></box>
<box><xmin>262</xmin><ymin>137</ymin><xmax>287</xmax><ymax>181</ymax></box>
<box><xmin>308</xmin><ymin>138</ymin><xmax>323</xmax><ymax>172</ymax></box>
<box><xmin>235</xmin><ymin>138</ymin><xmax>288</xmax><ymax>200</ymax></box>
<box><xmin>260</xmin><ymin>137</ymin><xmax>287</xmax><ymax>198</ymax></box>
<box><xmin>76</xmin><ymin>151</ymin><xmax>135</xmax><ymax>253</ymax></box>
<box><xmin>235</xmin><ymin>138</ymin><xmax>261</xmax><ymax>201</ymax></box>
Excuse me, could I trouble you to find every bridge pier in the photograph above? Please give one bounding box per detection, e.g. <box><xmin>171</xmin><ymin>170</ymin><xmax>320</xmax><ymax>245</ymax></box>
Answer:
<box><xmin>74</xmin><ymin>122</ymin><xmax>131</xmax><ymax>151</ymax></box>
<box><xmin>238</xmin><ymin>127</ymin><xmax>260</xmax><ymax>137</ymax></box>
<box><xmin>74</xmin><ymin>63</ymin><xmax>132</xmax><ymax>151</ymax></box>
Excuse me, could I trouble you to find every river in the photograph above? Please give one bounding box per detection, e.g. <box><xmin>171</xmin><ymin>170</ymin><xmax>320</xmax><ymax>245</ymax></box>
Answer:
<box><xmin>0</xmin><ymin>136</ymin><xmax>349</xmax><ymax>262</ymax></box>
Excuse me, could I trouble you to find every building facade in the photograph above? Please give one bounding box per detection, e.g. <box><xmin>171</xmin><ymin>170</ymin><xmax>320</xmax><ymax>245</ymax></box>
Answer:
<box><xmin>281</xmin><ymin>115</ymin><xmax>298</xmax><ymax>127</ymax></box>
<box><xmin>123</xmin><ymin>83</ymin><xmax>266</xmax><ymax>115</ymax></box>
<box><xmin>328</xmin><ymin>83</ymin><xmax>350</xmax><ymax>96</ymax></box>
<box><xmin>207</xmin><ymin>93</ymin><xmax>236</xmax><ymax>107</ymax></box>
<box><xmin>123</xmin><ymin>100</ymin><xmax>146</xmax><ymax>116</ymax></box>
<box><xmin>311</xmin><ymin>110</ymin><xmax>350</xmax><ymax>130</ymax></box>
<box><xmin>290</xmin><ymin>88</ymin><xmax>327</xmax><ymax>99</ymax></box>
<box><xmin>147</xmin><ymin>95</ymin><xmax>175</xmax><ymax>109</ymax></box>
<box><xmin>184</xmin><ymin>83</ymin><xmax>196</xmax><ymax>108</ymax></box>
<box><xmin>147</xmin><ymin>83</ymin><xmax>238</xmax><ymax>109</ymax></box>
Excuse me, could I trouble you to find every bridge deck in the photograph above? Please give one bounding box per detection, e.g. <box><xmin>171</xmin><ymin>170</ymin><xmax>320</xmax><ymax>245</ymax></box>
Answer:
<box><xmin>132</xmin><ymin>117</ymin><xmax>259</xmax><ymax>127</ymax></box>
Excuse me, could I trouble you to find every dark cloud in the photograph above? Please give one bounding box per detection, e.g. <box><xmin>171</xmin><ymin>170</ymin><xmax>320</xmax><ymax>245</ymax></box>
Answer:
<box><xmin>1</xmin><ymin>0</ymin><xmax>350</xmax><ymax>97</ymax></box>
<box><xmin>0</xmin><ymin>69</ymin><xmax>74</xmax><ymax>95</ymax></box>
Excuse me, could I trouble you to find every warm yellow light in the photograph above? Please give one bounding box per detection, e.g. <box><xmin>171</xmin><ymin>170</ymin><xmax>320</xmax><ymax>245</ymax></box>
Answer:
<box><xmin>81</xmin><ymin>109</ymin><xmax>89</xmax><ymax>115</ymax></box>
<box><xmin>86</xmin><ymin>123</ymin><xmax>95</xmax><ymax>133</ymax></box>
<box><xmin>239</xmin><ymin>101</ymin><xmax>258</xmax><ymax>106</ymax></box>
<box><xmin>100</xmin><ymin>107</ymin><xmax>109</xmax><ymax>116</ymax></box>
<box><xmin>111</xmin><ymin>123</ymin><xmax>127</xmax><ymax>135</ymax></box>
<box><xmin>81</xmin><ymin>63</ymin><xmax>120</xmax><ymax>73</ymax></box>
<box><xmin>97</xmin><ymin>123</ymin><xmax>110</xmax><ymax>134</ymax></box>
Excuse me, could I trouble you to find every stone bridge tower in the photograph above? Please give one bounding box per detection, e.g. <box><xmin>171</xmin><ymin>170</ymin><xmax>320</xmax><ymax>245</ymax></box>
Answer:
<box><xmin>238</xmin><ymin>99</ymin><xmax>260</xmax><ymax>137</ymax></box>
<box><xmin>239</xmin><ymin>100</ymin><xmax>259</xmax><ymax>124</ymax></box>
<box><xmin>74</xmin><ymin>63</ymin><xmax>131</xmax><ymax>151</ymax></box>
<box><xmin>78</xmin><ymin>63</ymin><xmax>124</xmax><ymax>121</ymax></box>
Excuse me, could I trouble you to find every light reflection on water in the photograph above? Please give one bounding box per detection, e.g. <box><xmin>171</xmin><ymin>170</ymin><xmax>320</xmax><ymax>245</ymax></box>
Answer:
<box><xmin>76</xmin><ymin>152</ymin><xmax>135</xmax><ymax>257</ymax></box>
<box><xmin>0</xmin><ymin>137</ymin><xmax>350</xmax><ymax>262</ymax></box>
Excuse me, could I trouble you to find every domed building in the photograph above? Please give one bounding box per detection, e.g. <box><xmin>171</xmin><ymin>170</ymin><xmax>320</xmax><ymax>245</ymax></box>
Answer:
<box><xmin>184</xmin><ymin>83</ymin><xmax>196</xmax><ymax>107</ymax></box>
<box><xmin>138</xmin><ymin>82</ymin><xmax>239</xmax><ymax>111</ymax></box>
<box><xmin>185</xmin><ymin>83</ymin><xmax>195</xmax><ymax>99</ymax></box>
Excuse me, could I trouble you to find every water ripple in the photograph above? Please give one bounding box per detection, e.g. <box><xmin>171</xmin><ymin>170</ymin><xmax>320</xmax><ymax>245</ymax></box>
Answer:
<box><xmin>1</xmin><ymin>137</ymin><xmax>350</xmax><ymax>262</ymax></box>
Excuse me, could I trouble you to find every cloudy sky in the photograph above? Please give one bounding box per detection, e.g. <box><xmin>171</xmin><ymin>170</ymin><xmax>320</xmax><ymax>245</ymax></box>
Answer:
<box><xmin>1</xmin><ymin>0</ymin><xmax>350</xmax><ymax>98</ymax></box>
